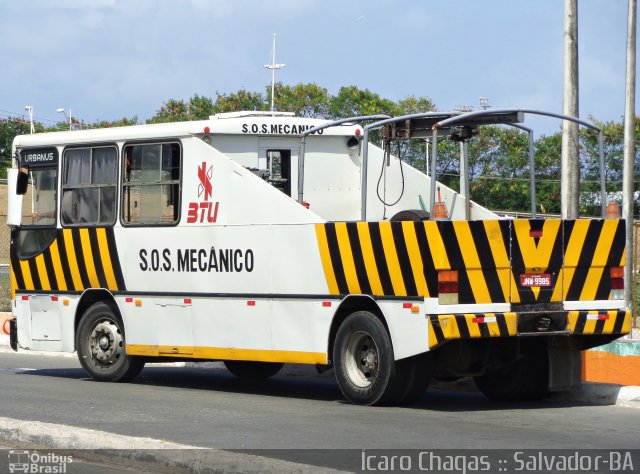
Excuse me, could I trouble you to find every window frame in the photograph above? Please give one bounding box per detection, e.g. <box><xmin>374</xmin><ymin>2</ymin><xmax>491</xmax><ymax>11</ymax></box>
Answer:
<box><xmin>60</xmin><ymin>143</ymin><xmax>119</xmax><ymax>228</ymax></box>
<box><xmin>17</xmin><ymin>146</ymin><xmax>60</xmax><ymax>229</ymax></box>
<box><xmin>120</xmin><ymin>139</ymin><xmax>182</xmax><ymax>227</ymax></box>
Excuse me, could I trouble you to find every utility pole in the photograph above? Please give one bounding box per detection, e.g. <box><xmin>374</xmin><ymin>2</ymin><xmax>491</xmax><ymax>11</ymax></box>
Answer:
<box><xmin>623</xmin><ymin>0</ymin><xmax>637</xmax><ymax>313</ymax></box>
<box><xmin>561</xmin><ymin>0</ymin><xmax>580</xmax><ymax>219</ymax></box>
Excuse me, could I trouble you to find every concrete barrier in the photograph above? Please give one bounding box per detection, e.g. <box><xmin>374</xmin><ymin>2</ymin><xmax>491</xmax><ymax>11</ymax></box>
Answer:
<box><xmin>583</xmin><ymin>339</ymin><xmax>640</xmax><ymax>386</ymax></box>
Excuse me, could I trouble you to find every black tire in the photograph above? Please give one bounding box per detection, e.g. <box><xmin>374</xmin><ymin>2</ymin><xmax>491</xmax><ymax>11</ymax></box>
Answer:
<box><xmin>474</xmin><ymin>340</ymin><xmax>549</xmax><ymax>401</ymax></box>
<box><xmin>224</xmin><ymin>361</ymin><xmax>284</xmax><ymax>379</ymax></box>
<box><xmin>333</xmin><ymin>311</ymin><xmax>405</xmax><ymax>405</ymax></box>
<box><xmin>396</xmin><ymin>352</ymin><xmax>434</xmax><ymax>405</ymax></box>
<box><xmin>76</xmin><ymin>301</ymin><xmax>145</xmax><ymax>382</ymax></box>
<box><xmin>390</xmin><ymin>209</ymin><xmax>430</xmax><ymax>221</ymax></box>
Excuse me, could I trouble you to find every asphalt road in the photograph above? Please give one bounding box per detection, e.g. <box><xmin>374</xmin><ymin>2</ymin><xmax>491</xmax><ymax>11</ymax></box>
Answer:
<box><xmin>0</xmin><ymin>350</ymin><xmax>639</xmax><ymax>471</ymax></box>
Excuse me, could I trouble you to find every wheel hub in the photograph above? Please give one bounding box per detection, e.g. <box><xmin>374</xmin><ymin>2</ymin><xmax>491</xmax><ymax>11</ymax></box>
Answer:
<box><xmin>89</xmin><ymin>320</ymin><xmax>123</xmax><ymax>366</ymax></box>
<box><xmin>345</xmin><ymin>331</ymin><xmax>379</xmax><ymax>388</ymax></box>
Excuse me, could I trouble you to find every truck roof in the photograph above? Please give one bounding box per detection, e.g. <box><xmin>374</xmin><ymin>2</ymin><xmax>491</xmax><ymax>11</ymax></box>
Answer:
<box><xmin>12</xmin><ymin>113</ymin><xmax>363</xmax><ymax>149</ymax></box>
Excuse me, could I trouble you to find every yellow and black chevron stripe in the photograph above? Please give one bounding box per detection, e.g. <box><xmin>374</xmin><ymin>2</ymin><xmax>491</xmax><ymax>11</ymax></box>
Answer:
<box><xmin>10</xmin><ymin>228</ymin><xmax>126</xmax><ymax>295</ymax></box>
<box><xmin>315</xmin><ymin>220</ymin><xmax>511</xmax><ymax>303</ymax></box>
<box><xmin>316</xmin><ymin>219</ymin><xmax>625</xmax><ymax>304</ymax></box>
<box><xmin>427</xmin><ymin>313</ymin><xmax>518</xmax><ymax>349</ymax></box>
<box><xmin>567</xmin><ymin>310</ymin><xmax>630</xmax><ymax>336</ymax></box>
<box><xmin>427</xmin><ymin>309</ymin><xmax>630</xmax><ymax>349</ymax></box>
<box><xmin>562</xmin><ymin>219</ymin><xmax>625</xmax><ymax>301</ymax></box>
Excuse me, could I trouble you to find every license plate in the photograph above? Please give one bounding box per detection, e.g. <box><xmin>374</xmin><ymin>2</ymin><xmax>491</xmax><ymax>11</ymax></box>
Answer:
<box><xmin>520</xmin><ymin>273</ymin><xmax>551</xmax><ymax>287</ymax></box>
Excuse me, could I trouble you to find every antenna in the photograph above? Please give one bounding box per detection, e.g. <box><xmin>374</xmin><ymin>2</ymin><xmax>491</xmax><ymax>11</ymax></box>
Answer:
<box><xmin>264</xmin><ymin>33</ymin><xmax>285</xmax><ymax>112</ymax></box>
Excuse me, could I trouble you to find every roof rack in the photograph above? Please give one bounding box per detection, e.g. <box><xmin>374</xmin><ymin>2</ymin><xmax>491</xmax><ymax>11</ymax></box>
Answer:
<box><xmin>211</xmin><ymin>111</ymin><xmax>295</xmax><ymax>119</ymax></box>
<box><xmin>361</xmin><ymin>109</ymin><xmax>605</xmax><ymax>220</ymax></box>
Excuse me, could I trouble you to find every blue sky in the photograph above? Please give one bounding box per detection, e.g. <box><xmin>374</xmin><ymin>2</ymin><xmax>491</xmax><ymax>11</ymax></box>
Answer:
<box><xmin>0</xmin><ymin>0</ymin><xmax>635</xmax><ymax>136</ymax></box>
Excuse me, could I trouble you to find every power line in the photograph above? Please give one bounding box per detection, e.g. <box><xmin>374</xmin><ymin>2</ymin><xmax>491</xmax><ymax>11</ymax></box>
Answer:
<box><xmin>0</xmin><ymin>108</ymin><xmax>63</xmax><ymax>125</ymax></box>
<box><xmin>438</xmin><ymin>172</ymin><xmax>640</xmax><ymax>185</ymax></box>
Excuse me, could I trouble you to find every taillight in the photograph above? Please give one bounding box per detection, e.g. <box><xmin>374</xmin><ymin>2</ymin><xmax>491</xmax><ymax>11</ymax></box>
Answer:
<box><xmin>610</xmin><ymin>267</ymin><xmax>624</xmax><ymax>299</ymax></box>
<box><xmin>438</xmin><ymin>270</ymin><xmax>459</xmax><ymax>305</ymax></box>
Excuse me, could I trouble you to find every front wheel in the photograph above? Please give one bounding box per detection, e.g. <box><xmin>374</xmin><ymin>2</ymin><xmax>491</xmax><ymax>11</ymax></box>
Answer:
<box><xmin>76</xmin><ymin>302</ymin><xmax>145</xmax><ymax>382</ymax></box>
<box><xmin>333</xmin><ymin>311</ymin><xmax>405</xmax><ymax>405</ymax></box>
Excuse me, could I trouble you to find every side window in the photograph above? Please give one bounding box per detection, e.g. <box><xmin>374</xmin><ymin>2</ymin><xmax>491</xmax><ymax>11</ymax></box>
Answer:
<box><xmin>22</xmin><ymin>167</ymin><xmax>58</xmax><ymax>226</ymax></box>
<box><xmin>61</xmin><ymin>146</ymin><xmax>118</xmax><ymax>226</ymax></box>
<box><xmin>122</xmin><ymin>142</ymin><xmax>180</xmax><ymax>225</ymax></box>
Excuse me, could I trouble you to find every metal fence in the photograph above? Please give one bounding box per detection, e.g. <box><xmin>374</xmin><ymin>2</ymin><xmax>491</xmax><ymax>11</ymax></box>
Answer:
<box><xmin>633</xmin><ymin>222</ymin><xmax>640</xmax><ymax>339</ymax></box>
<box><xmin>0</xmin><ymin>223</ymin><xmax>9</xmax><ymax>312</ymax></box>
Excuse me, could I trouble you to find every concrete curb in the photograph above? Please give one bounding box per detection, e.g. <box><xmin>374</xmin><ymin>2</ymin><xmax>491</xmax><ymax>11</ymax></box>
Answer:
<box><xmin>549</xmin><ymin>382</ymin><xmax>640</xmax><ymax>409</ymax></box>
<box><xmin>616</xmin><ymin>386</ymin><xmax>640</xmax><ymax>408</ymax></box>
<box><xmin>0</xmin><ymin>416</ymin><xmax>348</xmax><ymax>474</ymax></box>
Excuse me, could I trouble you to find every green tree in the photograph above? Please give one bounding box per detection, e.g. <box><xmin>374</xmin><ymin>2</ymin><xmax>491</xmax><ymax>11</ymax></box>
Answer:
<box><xmin>147</xmin><ymin>98</ymin><xmax>189</xmax><ymax>123</ymax></box>
<box><xmin>213</xmin><ymin>89</ymin><xmax>266</xmax><ymax>114</ymax></box>
<box><xmin>89</xmin><ymin>116</ymin><xmax>139</xmax><ymax>128</ymax></box>
<box><xmin>272</xmin><ymin>82</ymin><xmax>329</xmax><ymax>118</ymax></box>
<box><xmin>329</xmin><ymin>86</ymin><xmax>396</xmax><ymax>118</ymax></box>
<box><xmin>466</xmin><ymin>126</ymin><xmax>532</xmax><ymax>212</ymax></box>
<box><xmin>147</xmin><ymin>94</ymin><xmax>215</xmax><ymax>124</ymax></box>
<box><xmin>533</xmin><ymin>132</ymin><xmax>562</xmax><ymax>214</ymax></box>
<box><xmin>580</xmin><ymin>117</ymin><xmax>640</xmax><ymax>216</ymax></box>
<box><xmin>395</xmin><ymin>96</ymin><xmax>436</xmax><ymax>116</ymax></box>
<box><xmin>0</xmin><ymin>118</ymin><xmax>32</xmax><ymax>178</ymax></box>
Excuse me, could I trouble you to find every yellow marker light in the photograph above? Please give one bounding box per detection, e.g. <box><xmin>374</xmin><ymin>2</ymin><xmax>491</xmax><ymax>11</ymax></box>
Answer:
<box><xmin>135</xmin><ymin>300</ymin><xmax>142</xmax><ymax>307</ymax></box>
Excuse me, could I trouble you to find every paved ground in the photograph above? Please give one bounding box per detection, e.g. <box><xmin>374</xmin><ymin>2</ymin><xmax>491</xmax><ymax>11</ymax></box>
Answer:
<box><xmin>0</xmin><ymin>350</ymin><xmax>639</xmax><ymax>472</ymax></box>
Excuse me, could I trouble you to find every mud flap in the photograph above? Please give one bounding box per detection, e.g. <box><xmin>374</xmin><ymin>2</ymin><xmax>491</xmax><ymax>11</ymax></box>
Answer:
<box><xmin>548</xmin><ymin>338</ymin><xmax>581</xmax><ymax>391</ymax></box>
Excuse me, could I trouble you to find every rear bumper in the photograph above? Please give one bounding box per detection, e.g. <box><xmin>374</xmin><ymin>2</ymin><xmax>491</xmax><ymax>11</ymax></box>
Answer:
<box><xmin>9</xmin><ymin>318</ymin><xmax>18</xmax><ymax>352</ymax></box>
<box><xmin>427</xmin><ymin>309</ymin><xmax>630</xmax><ymax>350</ymax></box>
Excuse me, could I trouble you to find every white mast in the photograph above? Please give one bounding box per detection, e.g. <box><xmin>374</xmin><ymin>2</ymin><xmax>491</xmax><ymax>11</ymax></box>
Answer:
<box><xmin>24</xmin><ymin>105</ymin><xmax>34</xmax><ymax>134</ymax></box>
<box><xmin>264</xmin><ymin>33</ymin><xmax>285</xmax><ymax>112</ymax></box>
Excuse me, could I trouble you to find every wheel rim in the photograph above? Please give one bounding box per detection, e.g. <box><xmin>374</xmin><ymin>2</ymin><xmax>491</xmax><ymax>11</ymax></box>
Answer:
<box><xmin>344</xmin><ymin>331</ymin><xmax>379</xmax><ymax>388</ymax></box>
<box><xmin>88</xmin><ymin>318</ymin><xmax>123</xmax><ymax>367</ymax></box>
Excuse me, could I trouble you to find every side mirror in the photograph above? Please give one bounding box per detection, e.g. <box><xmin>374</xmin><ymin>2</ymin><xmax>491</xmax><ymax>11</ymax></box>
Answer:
<box><xmin>16</xmin><ymin>167</ymin><xmax>29</xmax><ymax>195</ymax></box>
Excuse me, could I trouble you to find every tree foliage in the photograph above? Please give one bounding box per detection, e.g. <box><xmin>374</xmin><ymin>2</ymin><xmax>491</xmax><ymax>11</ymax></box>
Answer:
<box><xmin>212</xmin><ymin>89</ymin><xmax>266</xmax><ymax>115</ymax></box>
<box><xmin>0</xmin><ymin>118</ymin><xmax>31</xmax><ymax>178</ymax></box>
<box><xmin>147</xmin><ymin>95</ymin><xmax>215</xmax><ymax>123</ymax></box>
<box><xmin>2</xmin><ymin>82</ymin><xmax>639</xmax><ymax>216</ymax></box>
<box><xmin>272</xmin><ymin>82</ymin><xmax>329</xmax><ymax>118</ymax></box>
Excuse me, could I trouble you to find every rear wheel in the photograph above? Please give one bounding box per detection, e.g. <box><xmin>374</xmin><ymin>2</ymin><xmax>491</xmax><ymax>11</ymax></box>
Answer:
<box><xmin>224</xmin><ymin>361</ymin><xmax>284</xmax><ymax>379</ymax></box>
<box><xmin>333</xmin><ymin>311</ymin><xmax>404</xmax><ymax>405</ymax></box>
<box><xmin>474</xmin><ymin>340</ymin><xmax>549</xmax><ymax>401</ymax></box>
<box><xmin>76</xmin><ymin>301</ymin><xmax>145</xmax><ymax>382</ymax></box>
